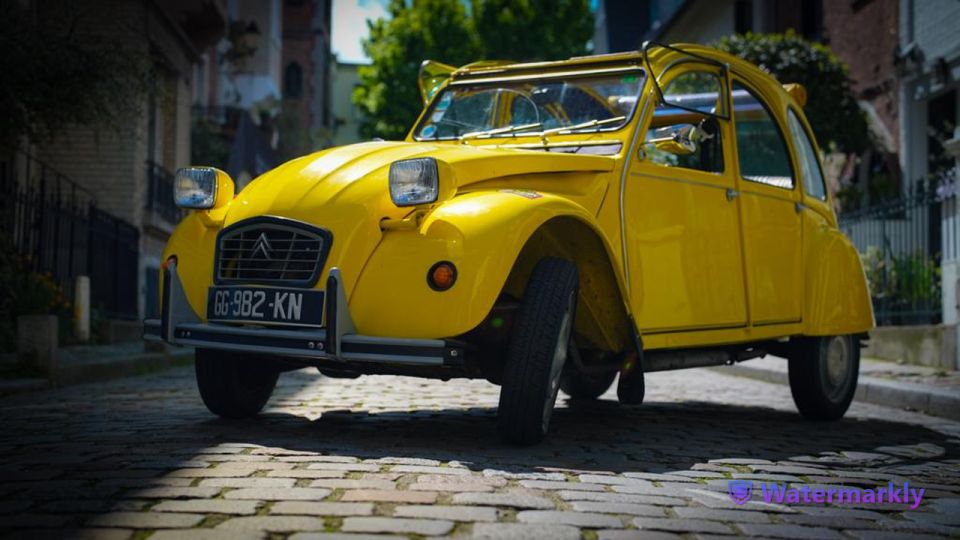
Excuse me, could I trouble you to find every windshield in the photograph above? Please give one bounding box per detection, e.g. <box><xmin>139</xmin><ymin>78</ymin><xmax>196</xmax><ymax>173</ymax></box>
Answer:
<box><xmin>414</xmin><ymin>71</ymin><xmax>644</xmax><ymax>141</ymax></box>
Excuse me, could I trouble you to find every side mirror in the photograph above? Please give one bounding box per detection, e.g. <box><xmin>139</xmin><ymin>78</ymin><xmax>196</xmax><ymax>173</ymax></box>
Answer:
<box><xmin>654</xmin><ymin>136</ymin><xmax>696</xmax><ymax>156</ymax></box>
<box><xmin>647</xmin><ymin>124</ymin><xmax>698</xmax><ymax>155</ymax></box>
<box><xmin>645</xmin><ymin>118</ymin><xmax>718</xmax><ymax>157</ymax></box>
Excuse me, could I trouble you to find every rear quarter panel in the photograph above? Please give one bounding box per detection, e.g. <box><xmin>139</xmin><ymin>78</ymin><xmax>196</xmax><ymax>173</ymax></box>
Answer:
<box><xmin>802</xmin><ymin>207</ymin><xmax>875</xmax><ymax>335</ymax></box>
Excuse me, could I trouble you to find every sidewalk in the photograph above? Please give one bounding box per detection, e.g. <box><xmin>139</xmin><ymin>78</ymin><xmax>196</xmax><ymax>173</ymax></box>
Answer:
<box><xmin>0</xmin><ymin>342</ymin><xmax>193</xmax><ymax>396</ymax></box>
<box><xmin>717</xmin><ymin>355</ymin><xmax>960</xmax><ymax>420</ymax></box>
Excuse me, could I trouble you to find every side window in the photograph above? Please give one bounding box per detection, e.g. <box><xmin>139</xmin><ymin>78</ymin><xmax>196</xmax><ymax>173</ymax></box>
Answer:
<box><xmin>732</xmin><ymin>82</ymin><xmax>794</xmax><ymax>189</ymax></box>
<box><xmin>786</xmin><ymin>109</ymin><xmax>827</xmax><ymax>200</ymax></box>
<box><xmin>643</xmin><ymin>70</ymin><xmax>725</xmax><ymax>174</ymax></box>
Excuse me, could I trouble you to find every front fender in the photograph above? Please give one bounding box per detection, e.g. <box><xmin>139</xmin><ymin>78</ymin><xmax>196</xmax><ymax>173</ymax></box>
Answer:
<box><xmin>349</xmin><ymin>190</ymin><xmax>624</xmax><ymax>340</ymax></box>
<box><xmin>162</xmin><ymin>212</ymin><xmax>219</xmax><ymax>319</ymax></box>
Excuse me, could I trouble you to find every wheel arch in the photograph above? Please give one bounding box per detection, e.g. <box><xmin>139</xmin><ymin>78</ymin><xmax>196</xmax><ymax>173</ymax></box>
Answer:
<box><xmin>503</xmin><ymin>215</ymin><xmax>634</xmax><ymax>354</ymax></box>
<box><xmin>349</xmin><ymin>191</ymin><xmax>634</xmax><ymax>351</ymax></box>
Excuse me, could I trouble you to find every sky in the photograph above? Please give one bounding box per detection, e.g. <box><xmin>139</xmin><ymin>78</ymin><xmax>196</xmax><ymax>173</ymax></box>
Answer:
<box><xmin>330</xmin><ymin>0</ymin><xmax>391</xmax><ymax>65</ymax></box>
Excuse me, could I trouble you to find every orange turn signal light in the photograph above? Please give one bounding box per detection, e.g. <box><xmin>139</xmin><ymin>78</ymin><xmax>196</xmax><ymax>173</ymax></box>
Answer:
<box><xmin>427</xmin><ymin>261</ymin><xmax>457</xmax><ymax>291</ymax></box>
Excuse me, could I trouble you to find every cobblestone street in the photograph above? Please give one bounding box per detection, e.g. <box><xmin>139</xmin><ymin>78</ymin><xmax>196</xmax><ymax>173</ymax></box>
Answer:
<box><xmin>1</xmin><ymin>363</ymin><xmax>959</xmax><ymax>539</ymax></box>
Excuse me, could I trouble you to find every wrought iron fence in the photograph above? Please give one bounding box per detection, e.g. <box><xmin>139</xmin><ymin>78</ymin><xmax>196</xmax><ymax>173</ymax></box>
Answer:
<box><xmin>0</xmin><ymin>150</ymin><xmax>140</xmax><ymax>320</ymax></box>
<box><xmin>145</xmin><ymin>160</ymin><xmax>183</xmax><ymax>224</ymax></box>
<box><xmin>839</xmin><ymin>186</ymin><xmax>943</xmax><ymax>326</ymax></box>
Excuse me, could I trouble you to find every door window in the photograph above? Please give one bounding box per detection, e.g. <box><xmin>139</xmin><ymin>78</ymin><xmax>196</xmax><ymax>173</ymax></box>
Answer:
<box><xmin>644</xmin><ymin>70</ymin><xmax>725</xmax><ymax>174</ymax></box>
<box><xmin>786</xmin><ymin>109</ymin><xmax>827</xmax><ymax>200</ymax></box>
<box><xmin>732</xmin><ymin>82</ymin><xmax>794</xmax><ymax>189</ymax></box>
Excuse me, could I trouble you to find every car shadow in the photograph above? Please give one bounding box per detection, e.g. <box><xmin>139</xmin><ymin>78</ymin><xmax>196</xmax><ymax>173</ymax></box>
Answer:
<box><xmin>161</xmin><ymin>371</ymin><xmax>960</xmax><ymax>475</ymax></box>
<box><xmin>0</xmin><ymin>366</ymin><xmax>958</xmax><ymax>532</ymax></box>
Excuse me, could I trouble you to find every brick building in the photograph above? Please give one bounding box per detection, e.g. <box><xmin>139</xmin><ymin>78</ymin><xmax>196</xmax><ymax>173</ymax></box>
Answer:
<box><xmin>280</xmin><ymin>0</ymin><xmax>333</xmax><ymax>156</ymax></box>
<box><xmin>626</xmin><ymin>0</ymin><xmax>901</xmax><ymax>204</ymax></box>
<box><xmin>20</xmin><ymin>0</ymin><xmax>227</xmax><ymax>320</ymax></box>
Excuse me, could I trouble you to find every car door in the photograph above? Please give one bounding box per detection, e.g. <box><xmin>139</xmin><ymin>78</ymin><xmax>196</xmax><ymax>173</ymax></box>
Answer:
<box><xmin>624</xmin><ymin>67</ymin><xmax>748</xmax><ymax>333</ymax></box>
<box><xmin>730</xmin><ymin>80</ymin><xmax>803</xmax><ymax>325</ymax></box>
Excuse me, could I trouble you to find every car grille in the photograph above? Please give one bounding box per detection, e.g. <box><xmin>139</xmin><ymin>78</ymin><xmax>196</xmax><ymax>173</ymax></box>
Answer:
<box><xmin>215</xmin><ymin>218</ymin><xmax>331</xmax><ymax>287</ymax></box>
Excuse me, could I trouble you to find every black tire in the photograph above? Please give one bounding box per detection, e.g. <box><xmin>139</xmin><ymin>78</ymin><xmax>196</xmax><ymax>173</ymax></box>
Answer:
<box><xmin>788</xmin><ymin>335</ymin><xmax>859</xmax><ymax>420</ymax></box>
<box><xmin>560</xmin><ymin>353</ymin><xmax>616</xmax><ymax>400</ymax></box>
<box><xmin>498</xmin><ymin>257</ymin><xmax>578</xmax><ymax>445</ymax></box>
<box><xmin>195</xmin><ymin>348</ymin><xmax>279</xmax><ymax>418</ymax></box>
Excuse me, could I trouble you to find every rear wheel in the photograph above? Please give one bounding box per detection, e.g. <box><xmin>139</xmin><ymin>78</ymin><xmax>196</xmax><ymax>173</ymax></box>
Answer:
<box><xmin>498</xmin><ymin>257</ymin><xmax>578</xmax><ymax>446</ymax></box>
<box><xmin>788</xmin><ymin>335</ymin><xmax>859</xmax><ymax>420</ymax></box>
<box><xmin>195</xmin><ymin>348</ymin><xmax>279</xmax><ymax>418</ymax></box>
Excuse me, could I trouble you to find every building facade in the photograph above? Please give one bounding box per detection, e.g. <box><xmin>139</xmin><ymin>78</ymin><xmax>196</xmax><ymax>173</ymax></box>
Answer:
<box><xmin>28</xmin><ymin>0</ymin><xmax>227</xmax><ymax>321</ymax></box>
<box><xmin>280</xmin><ymin>0</ymin><xmax>334</xmax><ymax>157</ymax></box>
<box><xmin>330</xmin><ymin>61</ymin><xmax>364</xmax><ymax>147</ymax></box>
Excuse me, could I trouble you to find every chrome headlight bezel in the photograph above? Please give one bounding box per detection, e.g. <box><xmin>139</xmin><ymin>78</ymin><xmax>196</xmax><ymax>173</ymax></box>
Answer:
<box><xmin>388</xmin><ymin>157</ymin><xmax>440</xmax><ymax>207</ymax></box>
<box><xmin>174</xmin><ymin>167</ymin><xmax>218</xmax><ymax>209</ymax></box>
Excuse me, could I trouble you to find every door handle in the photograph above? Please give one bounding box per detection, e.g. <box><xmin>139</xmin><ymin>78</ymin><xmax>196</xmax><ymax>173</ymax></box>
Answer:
<box><xmin>795</xmin><ymin>202</ymin><xmax>806</xmax><ymax>213</ymax></box>
<box><xmin>726</xmin><ymin>188</ymin><xmax>739</xmax><ymax>201</ymax></box>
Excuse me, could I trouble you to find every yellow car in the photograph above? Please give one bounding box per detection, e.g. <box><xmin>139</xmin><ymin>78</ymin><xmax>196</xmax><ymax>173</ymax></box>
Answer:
<box><xmin>145</xmin><ymin>43</ymin><xmax>873</xmax><ymax>445</ymax></box>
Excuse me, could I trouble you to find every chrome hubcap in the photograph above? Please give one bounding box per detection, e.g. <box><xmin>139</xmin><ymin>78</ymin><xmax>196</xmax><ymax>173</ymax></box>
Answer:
<box><xmin>542</xmin><ymin>292</ymin><xmax>574</xmax><ymax>433</ymax></box>
<box><xmin>824</xmin><ymin>336</ymin><xmax>851</xmax><ymax>401</ymax></box>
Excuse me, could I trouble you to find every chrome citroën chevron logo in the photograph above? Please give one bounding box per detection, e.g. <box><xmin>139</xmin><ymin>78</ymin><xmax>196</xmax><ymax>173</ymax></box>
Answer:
<box><xmin>250</xmin><ymin>233</ymin><xmax>274</xmax><ymax>260</ymax></box>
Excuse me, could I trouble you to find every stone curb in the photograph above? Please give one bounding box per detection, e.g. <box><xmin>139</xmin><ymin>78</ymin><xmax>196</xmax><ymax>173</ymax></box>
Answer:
<box><xmin>56</xmin><ymin>347</ymin><xmax>195</xmax><ymax>386</ymax></box>
<box><xmin>714</xmin><ymin>363</ymin><xmax>960</xmax><ymax>421</ymax></box>
<box><xmin>0</xmin><ymin>347</ymin><xmax>194</xmax><ymax>395</ymax></box>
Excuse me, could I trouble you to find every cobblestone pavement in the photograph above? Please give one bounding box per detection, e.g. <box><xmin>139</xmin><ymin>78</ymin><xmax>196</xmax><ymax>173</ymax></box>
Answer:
<box><xmin>1</xmin><ymin>364</ymin><xmax>959</xmax><ymax>539</ymax></box>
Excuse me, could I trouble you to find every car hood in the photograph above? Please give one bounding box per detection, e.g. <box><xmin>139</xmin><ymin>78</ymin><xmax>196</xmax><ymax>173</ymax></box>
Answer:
<box><xmin>231</xmin><ymin>140</ymin><xmax>614</xmax><ymax>210</ymax></box>
<box><xmin>220</xmin><ymin>140</ymin><xmax>616</xmax><ymax>293</ymax></box>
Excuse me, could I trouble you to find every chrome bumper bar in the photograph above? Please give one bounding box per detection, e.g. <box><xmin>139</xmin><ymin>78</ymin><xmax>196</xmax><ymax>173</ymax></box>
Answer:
<box><xmin>143</xmin><ymin>262</ymin><xmax>463</xmax><ymax>367</ymax></box>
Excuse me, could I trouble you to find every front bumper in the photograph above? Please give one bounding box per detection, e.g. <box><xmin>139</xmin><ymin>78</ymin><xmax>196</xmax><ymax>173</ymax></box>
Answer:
<box><xmin>144</xmin><ymin>262</ymin><xmax>464</xmax><ymax>367</ymax></box>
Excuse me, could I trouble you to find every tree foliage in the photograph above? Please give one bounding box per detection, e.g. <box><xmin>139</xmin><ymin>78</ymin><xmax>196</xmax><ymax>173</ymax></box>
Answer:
<box><xmin>353</xmin><ymin>0</ymin><xmax>593</xmax><ymax>140</ymax></box>
<box><xmin>0</xmin><ymin>0</ymin><xmax>150</xmax><ymax>149</ymax></box>
<box><xmin>714</xmin><ymin>31</ymin><xmax>868</xmax><ymax>154</ymax></box>
<box><xmin>472</xmin><ymin>0</ymin><xmax>593</xmax><ymax>61</ymax></box>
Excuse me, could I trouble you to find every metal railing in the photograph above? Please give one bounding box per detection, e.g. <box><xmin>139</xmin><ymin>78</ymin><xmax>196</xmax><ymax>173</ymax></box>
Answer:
<box><xmin>145</xmin><ymin>160</ymin><xmax>183</xmax><ymax>224</ymax></box>
<box><xmin>0</xmin><ymin>150</ymin><xmax>140</xmax><ymax>320</ymax></box>
<box><xmin>839</xmin><ymin>185</ymin><xmax>943</xmax><ymax>326</ymax></box>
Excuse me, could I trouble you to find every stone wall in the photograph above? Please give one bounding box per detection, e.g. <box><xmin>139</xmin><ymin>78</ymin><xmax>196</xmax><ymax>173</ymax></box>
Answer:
<box><xmin>863</xmin><ymin>325</ymin><xmax>956</xmax><ymax>370</ymax></box>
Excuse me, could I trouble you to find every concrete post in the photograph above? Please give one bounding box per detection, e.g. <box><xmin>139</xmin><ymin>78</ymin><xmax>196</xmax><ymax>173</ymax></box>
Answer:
<box><xmin>17</xmin><ymin>315</ymin><xmax>58</xmax><ymax>380</ymax></box>
<box><xmin>74</xmin><ymin>275</ymin><xmax>91</xmax><ymax>342</ymax></box>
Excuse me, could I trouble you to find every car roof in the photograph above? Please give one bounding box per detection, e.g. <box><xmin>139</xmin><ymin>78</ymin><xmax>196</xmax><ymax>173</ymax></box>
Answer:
<box><xmin>450</xmin><ymin>43</ymin><xmax>784</xmax><ymax>94</ymax></box>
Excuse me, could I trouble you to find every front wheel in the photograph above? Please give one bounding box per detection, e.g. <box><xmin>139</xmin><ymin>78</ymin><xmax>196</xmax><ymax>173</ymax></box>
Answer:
<box><xmin>195</xmin><ymin>348</ymin><xmax>279</xmax><ymax>418</ymax></box>
<box><xmin>788</xmin><ymin>335</ymin><xmax>859</xmax><ymax>420</ymax></box>
<box><xmin>498</xmin><ymin>258</ymin><xmax>578</xmax><ymax>445</ymax></box>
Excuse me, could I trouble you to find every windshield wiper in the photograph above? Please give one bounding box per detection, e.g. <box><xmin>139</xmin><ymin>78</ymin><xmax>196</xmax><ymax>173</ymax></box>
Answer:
<box><xmin>459</xmin><ymin>122</ymin><xmax>542</xmax><ymax>141</ymax></box>
<box><xmin>540</xmin><ymin>115</ymin><xmax>627</xmax><ymax>136</ymax></box>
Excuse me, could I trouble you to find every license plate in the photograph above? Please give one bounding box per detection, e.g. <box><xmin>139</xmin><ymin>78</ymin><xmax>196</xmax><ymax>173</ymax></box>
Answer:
<box><xmin>207</xmin><ymin>286</ymin><xmax>324</xmax><ymax>326</ymax></box>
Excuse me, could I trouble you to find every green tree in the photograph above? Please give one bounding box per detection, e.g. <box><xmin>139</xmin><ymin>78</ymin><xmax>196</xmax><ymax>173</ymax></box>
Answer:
<box><xmin>353</xmin><ymin>0</ymin><xmax>478</xmax><ymax>140</ymax></box>
<box><xmin>353</xmin><ymin>0</ymin><xmax>594</xmax><ymax>140</ymax></box>
<box><xmin>472</xmin><ymin>0</ymin><xmax>593</xmax><ymax>61</ymax></box>
<box><xmin>714</xmin><ymin>31</ymin><xmax>868</xmax><ymax>154</ymax></box>
<box><xmin>0</xmin><ymin>0</ymin><xmax>150</xmax><ymax>149</ymax></box>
